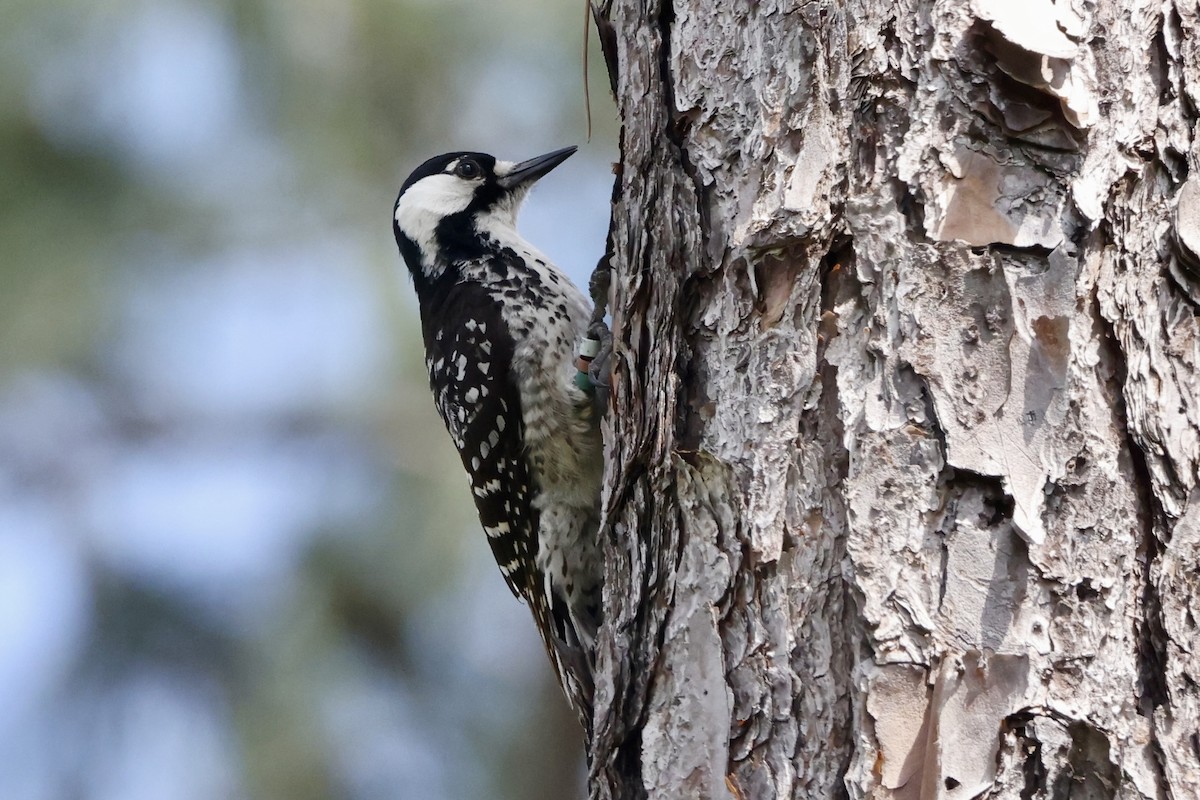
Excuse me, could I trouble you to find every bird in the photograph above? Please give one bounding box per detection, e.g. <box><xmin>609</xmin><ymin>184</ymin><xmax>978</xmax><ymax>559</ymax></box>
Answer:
<box><xmin>392</xmin><ymin>146</ymin><xmax>605</xmax><ymax>725</ymax></box>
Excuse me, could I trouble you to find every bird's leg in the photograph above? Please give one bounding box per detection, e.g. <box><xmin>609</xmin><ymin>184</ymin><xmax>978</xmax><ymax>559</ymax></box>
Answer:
<box><xmin>584</xmin><ymin>319</ymin><xmax>612</xmax><ymax>418</ymax></box>
<box><xmin>573</xmin><ymin>322</ymin><xmax>611</xmax><ymax>417</ymax></box>
<box><xmin>578</xmin><ymin>256</ymin><xmax>613</xmax><ymax>418</ymax></box>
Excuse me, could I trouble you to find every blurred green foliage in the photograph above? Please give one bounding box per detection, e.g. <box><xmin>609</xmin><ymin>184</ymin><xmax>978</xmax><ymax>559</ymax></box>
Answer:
<box><xmin>0</xmin><ymin>1</ymin><xmax>616</xmax><ymax>798</ymax></box>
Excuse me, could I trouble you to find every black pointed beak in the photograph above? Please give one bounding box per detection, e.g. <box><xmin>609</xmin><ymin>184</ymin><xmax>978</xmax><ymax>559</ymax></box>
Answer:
<box><xmin>496</xmin><ymin>146</ymin><xmax>577</xmax><ymax>190</ymax></box>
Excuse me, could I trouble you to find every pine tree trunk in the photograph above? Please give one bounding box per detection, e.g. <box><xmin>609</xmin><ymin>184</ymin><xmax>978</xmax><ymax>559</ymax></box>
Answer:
<box><xmin>587</xmin><ymin>1</ymin><xmax>1200</xmax><ymax>798</ymax></box>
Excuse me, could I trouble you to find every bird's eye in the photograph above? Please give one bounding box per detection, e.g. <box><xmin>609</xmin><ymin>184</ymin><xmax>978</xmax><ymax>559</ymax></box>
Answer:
<box><xmin>454</xmin><ymin>160</ymin><xmax>481</xmax><ymax>179</ymax></box>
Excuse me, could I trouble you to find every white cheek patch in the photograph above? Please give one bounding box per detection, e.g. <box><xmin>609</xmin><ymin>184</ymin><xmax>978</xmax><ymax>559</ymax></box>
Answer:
<box><xmin>394</xmin><ymin>173</ymin><xmax>477</xmax><ymax>271</ymax></box>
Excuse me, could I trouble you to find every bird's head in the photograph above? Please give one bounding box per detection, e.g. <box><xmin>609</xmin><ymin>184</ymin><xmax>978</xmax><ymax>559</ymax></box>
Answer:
<box><xmin>393</xmin><ymin>146</ymin><xmax>576</xmax><ymax>280</ymax></box>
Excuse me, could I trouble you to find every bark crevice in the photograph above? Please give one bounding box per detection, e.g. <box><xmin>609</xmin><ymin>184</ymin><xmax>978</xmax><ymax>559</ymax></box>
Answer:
<box><xmin>1094</xmin><ymin>296</ymin><xmax>1174</xmax><ymax>798</ymax></box>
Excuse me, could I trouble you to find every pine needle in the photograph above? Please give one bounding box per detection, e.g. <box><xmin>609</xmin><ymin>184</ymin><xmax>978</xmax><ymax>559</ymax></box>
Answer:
<box><xmin>582</xmin><ymin>0</ymin><xmax>593</xmax><ymax>142</ymax></box>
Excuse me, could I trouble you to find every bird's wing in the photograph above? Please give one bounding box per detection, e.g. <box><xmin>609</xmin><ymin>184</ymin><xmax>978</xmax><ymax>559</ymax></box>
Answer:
<box><xmin>422</xmin><ymin>282</ymin><xmax>594</xmax><ymax>725</ymax></box>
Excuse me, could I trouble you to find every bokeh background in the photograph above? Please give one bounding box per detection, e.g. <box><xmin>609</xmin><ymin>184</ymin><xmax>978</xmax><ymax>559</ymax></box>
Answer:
<box><xmin>0</xmin><ymin>2</ymin><xmax>618</xmax><ymax>798</ymax></box>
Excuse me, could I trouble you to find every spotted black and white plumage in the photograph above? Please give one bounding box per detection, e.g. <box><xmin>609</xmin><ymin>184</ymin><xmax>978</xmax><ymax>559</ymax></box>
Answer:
<box><xmin>392</xmin><ymin>147</ymin><xmax>603</xmax><ymax>724</ymax></box>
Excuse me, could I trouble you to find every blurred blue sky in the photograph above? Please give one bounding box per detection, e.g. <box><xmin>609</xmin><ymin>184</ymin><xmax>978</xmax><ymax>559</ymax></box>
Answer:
<box><xmin>0</xmin><ymin>1</ymin><xmax>617</xmax><ymax>797</ymax></box>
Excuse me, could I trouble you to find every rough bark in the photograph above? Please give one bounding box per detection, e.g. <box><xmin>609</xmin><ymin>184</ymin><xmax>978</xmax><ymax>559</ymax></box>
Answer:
<box><xmin>588</xmin><ymin>1</ymin><xmax>1199</xmax><ymax>799</ymax></box>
